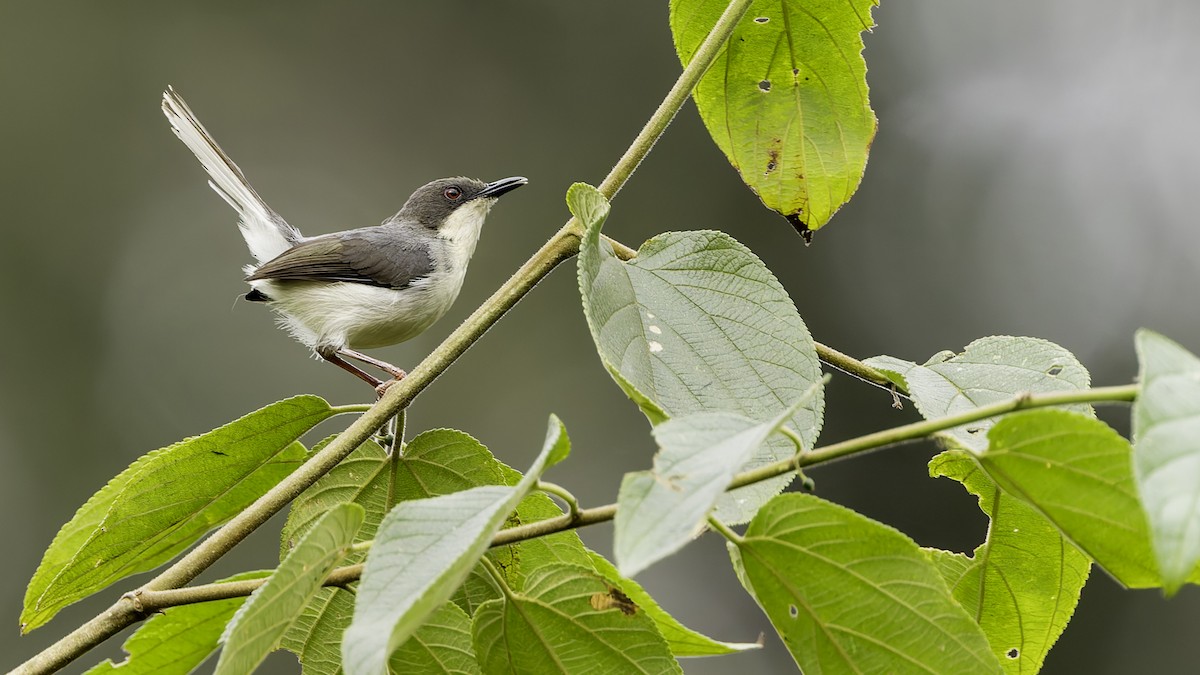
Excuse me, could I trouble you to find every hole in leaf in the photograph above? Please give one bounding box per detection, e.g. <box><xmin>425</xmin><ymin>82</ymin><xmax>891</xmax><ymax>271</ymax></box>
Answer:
<box><xmin>758</xmin><ymin>80</ymin><xmax>771</xmax><ymax>92</ymax></box>
<box><xmin>754</xmin><ymin>16</ymin><xmax>769</xmax><ymax>23</ymax></box>
<box><xmin>965</xmin><ymin>427</ymin><xmax>983</xmax><ymax>435</ymax></box>
<box><xmin>788</xmin><ymin>604</ymin><xmax>799</xmax><ymax>618</ymax></box>
<box><xmin>1006</xmin><ymin>648</ymin><xmax>1019</xmax><ymax>659</ymax></box>
<box><xmin>792</xmin><ymin>68</ymin><xmax>799</xmax><ymax>76</ymax></box>
<box><xmin>1047</xmin><ymin>365</ymin><xmax>1063</xmax><ymax>376</ymax></box>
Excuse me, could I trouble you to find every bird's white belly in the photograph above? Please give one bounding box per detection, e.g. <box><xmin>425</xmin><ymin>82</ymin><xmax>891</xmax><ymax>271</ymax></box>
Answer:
<box><xmin>255</xmin><ymin>272</ymin><xmax>463</xmax><ymax>350</ymax></box>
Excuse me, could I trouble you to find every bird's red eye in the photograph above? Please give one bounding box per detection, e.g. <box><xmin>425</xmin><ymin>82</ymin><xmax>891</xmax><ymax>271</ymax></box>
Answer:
<box><xmin>444</xmin><ymin>187</ymin><xmax>462</xmax><ymax>201</ymax></box>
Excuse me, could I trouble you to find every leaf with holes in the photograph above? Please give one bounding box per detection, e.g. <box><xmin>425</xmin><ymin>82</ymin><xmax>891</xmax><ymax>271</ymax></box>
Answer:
<box><xmin>1133</xmin><ymin>329</ymin><xmax>1200</xmax><ymax>594</ymax></box>
<box><xmin>979</xmin><ymin>410</ymin><xmax>1159</xmax><ymax>588</ymax></box>
<box><xmin>866</xmin><ymin>336</ymin><xmax>1091</xmax><ymax>452</ymax></box>
<box><xmin>574</xmin><ymin>182</ymin><xmax>824</xmax><ymax>523</ymax></box>
<box><xmin>735</xmin><ymin>493</ymin><xmax>1000</xmax><ymax>673</ymax></box>
<box><xmin>670</xmin><ymin>0</ymin><xmax>878</xmax><ymax>238</ymax></box>
<box><xmin>22</xmin><ymin>395</ymin><xmax>331</xmax><ymax>633</ymax></box>
<box><xmin>472</xmin><ymin>563</ymin><xmax>681</xmax><ymax>674</ymax></box>
<box><xmin>84</xmin><ymin>571</ymin><xmax>270</xmax><ymax>675</ymax></box>
<box><xmin>927</xmin><ymin>450</ymin><xmax>1090</xmax><ymax>673</ymax></box>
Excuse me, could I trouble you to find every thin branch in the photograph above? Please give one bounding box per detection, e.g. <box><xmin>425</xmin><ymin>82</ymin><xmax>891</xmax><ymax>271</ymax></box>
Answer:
<box><xmin>813</xmin><ymin>342</ymin><xmax>903</xmax><ymax>395</ymax></box>
<box><xmin>90</xmin><ymin>384</ymin><xmax>1139</xmax><ymax>613</ymax></box>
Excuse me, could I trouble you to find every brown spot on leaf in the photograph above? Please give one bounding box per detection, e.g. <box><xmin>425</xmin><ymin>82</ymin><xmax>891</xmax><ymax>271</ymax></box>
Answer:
<box><xmin>765</xmin><ymin>148</ymin><xmax>779</xmax><ymax>175</ymax></box>
<box><xmin>590</xmin><ymin>587</ymin><xmax>638</xmax><ymax>615</ymax></box>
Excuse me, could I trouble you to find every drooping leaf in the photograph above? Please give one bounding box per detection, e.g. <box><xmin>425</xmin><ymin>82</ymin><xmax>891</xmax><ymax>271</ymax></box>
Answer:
<box><xmin>472</xmin><ymin>563</ymin><xmax>682</xmax><ymax>674</ymax></box>
<box><xmin>389</xmin><ymin>602</ymin><xmax>480</xmax><ymax>675</ymax></box>
<box><xmin>83</xmin><ymin>571</ymin><xmax>270</xmax><ymax>675</ymax></box>
<box><xmin>342</xmin><ymin>420</ymin><xmax>568</xmax><ymax>675</ymax></box>
<box><xmin>669</xmin><ymin>0</ymin><xmax>879</xmax><ymax>237</ymax></box>
<box><xmin>215</xmin><ymin>503</ymin><xmax>364</xmax><ymax>675</ymax></box>
<box><xmin>928</xmin><ymin>450</ymin><xmax>1090</xmax><ymax>672</ymax></box>
<box><xmin>615</xmin><ymin>389</ymin><xmax>817</xmax><ymax>577</ymax></box>
<box><xmin>22</xmin><ymin>395</ymin><xmax>332</xmax><ymax>632</ymax></box>
<box><xmin>573</xmin><ymin>182</ymin><xmax>824</xmax><ymax>522</ymax></box>
<box><xmin>1133</xmin><ymin>329</ymin><xmax>1200</xmax><ymax>594</ymax></box>
<box><xmin>735</xmin><ymin>493</ymin><xmax>1000</xmax><ymax>673</ymax></box>
<box><xmin>978</xmin><ymin>410</ymin><xmax>1159</xmax><ymax>588</ymax></box>
<box><xmin>586</xmin><ymin>550</ymin><xmax>759</xmax><ymax>657</ymax></box>
<box><xmin>866</xmin><ymin>336</ymin><xmax>1091</xmax><ymax>452</ymax></box>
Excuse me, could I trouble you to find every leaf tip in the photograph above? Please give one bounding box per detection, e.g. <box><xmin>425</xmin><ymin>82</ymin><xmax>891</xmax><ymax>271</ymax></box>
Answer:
<box><xmin>565</xmin><ymin>182</ymin><xmax>610</xmax><ymax>232</ymax></box>
<box><xmin>543</xmin><ymin>414</ymin><xmax>572</xmax><ymax>468</ymax></box>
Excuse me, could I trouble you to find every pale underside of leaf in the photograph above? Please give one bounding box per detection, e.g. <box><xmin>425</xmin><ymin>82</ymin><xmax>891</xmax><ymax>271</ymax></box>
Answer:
<box><xmin>575</xmin><ymin>181</ymin><xmax>823</xmax><ymax>523</ymax></box>
<box><xmin>1133</xmin><ymin>329</ymin><xmax>1200</xmax><ymax>593</ymax></box>
<box><xmin>866</xmin><ymin>336</ymin><xmax>1091</xmax><ymax>453</ymax></box>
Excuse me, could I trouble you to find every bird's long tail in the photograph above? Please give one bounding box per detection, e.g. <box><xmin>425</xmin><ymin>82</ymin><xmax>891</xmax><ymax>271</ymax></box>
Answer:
<box><xmin>161</xmin><ymin>86</ymin><xmax>302</xmax><ymax>264</ymax></box>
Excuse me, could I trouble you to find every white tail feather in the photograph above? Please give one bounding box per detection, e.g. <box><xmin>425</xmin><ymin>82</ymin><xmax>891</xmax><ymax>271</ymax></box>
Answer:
<box><xmin>161</xmin><ymin>86</ymin><xmax>302</xmax><ymax>263</ymax></box>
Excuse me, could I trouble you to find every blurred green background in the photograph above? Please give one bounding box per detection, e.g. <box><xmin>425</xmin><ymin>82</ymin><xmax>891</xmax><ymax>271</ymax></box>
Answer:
<box><xmin>4</xmin><ymin>1</ymin><xmax>1200</xmax><ymax>672</ymax></box>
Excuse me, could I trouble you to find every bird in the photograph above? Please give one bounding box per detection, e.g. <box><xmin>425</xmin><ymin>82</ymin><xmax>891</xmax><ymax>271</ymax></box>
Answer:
<box><xmin>160</xmin><ymin>87</ymin><xmax>526</xmax><ymax>394</ymax></box>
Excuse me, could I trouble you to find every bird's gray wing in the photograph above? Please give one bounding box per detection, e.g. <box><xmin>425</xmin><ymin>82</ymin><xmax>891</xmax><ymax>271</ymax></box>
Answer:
<box><xmin>246</xmin><ymin>229</ymin><xmax>433</xmax><ymax>290</ymax></box>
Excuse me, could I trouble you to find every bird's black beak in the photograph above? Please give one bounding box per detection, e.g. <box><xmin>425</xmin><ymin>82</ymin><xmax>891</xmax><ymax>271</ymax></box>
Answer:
<box><xmin>477</xmin><ymin>176</ymin><xmax>528</xmax><ymax>199</ymax></box>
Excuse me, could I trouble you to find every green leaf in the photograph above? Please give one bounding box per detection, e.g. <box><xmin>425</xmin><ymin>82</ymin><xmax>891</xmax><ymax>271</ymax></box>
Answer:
<box><xmin>389</xmin><ymin>602</ymin><xmax>480</xmax><ymax>675</ymax></box>
<box><xmin>472</xmin><ymin>563</ymin><xmax>682</xmax><ymax>674</ymax></box>
<box><xmin>866</xmin><ymin>336</ymin><xmax>1091</xmax><ymax>452</ymax></box>
<box><xmin>1133</xmin><ymin>329</ymin><xmax>1200</xmax><ymax>594</ymax></box>
<box><xmin>279</xmin><ymin>438</ymin><xmax>389</xmax><ymax>674</ymax></box>
<box><xmin>576</xmin><ymin>185</ymin><xmax>824</xmax><ymax>523</ymax></box>
<box><xmin>670</xmin><ymin>0</ymin><xmax>878</xmax><ymax>236</ymax></box>
<box><xmin>215</xmin><ymin>503</ymin><xmax>364</xmax><ymax>675</ymax></box>
<box><xmin>736</xmin><ymin>493</ymin><xmax>1000</xmax><ymax>673</ymax></box>
<box><xmin>586</xmin><ymin>550</ymin><xmax>759</xmax><ymax>657</ymax></box>
<box><xmin>615</xmin><ymin>389</ymin><xmax>817</xmax><ymax>577</ymax></box>
<box><xmin>928</xmin><ymin>450</ymin><xmax>1090</xmax><ymax>672</ymax></box>
<box><xmin>280</xmin><ymin>428</ymin><xmax>577</xmax><ymax>672</ymax></box>
<box><xmin>281</xmin><ymin>436</ymin><xmax>389</xmax><ymax>561</ymax></box>
<box><xmin>343</xmin><ymin>428</ymin><xmax>564</xmax><ymax>675</ymax></box>
<box><xmin>542</xmin><ymin>413</ymin><xmax>573</xmax><ymax>468</ymax></box>
<box><xmin>83</xmin><ymin>571</ymin><xmax>270</xmax><ymax>675</ymax></box>
<box><xmin>22</xmin><ymin>395</ymin><xmax>332</xmax><ymax>632</ymax></box>
<box><xmin>979</xmin><ymin>410</ymin><xmax>1159</xmax><ymax>588</ymax></box>
<box><xmin>565</xmin><ymin>182</ymin><xmax>611</xmax><ymax>232</ymax></box>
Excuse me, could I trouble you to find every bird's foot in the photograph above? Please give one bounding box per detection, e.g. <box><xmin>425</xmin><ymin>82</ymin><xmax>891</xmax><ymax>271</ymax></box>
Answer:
<box><xmin>374</xmin><ymin>374</ymin><xmax>405</xmax><ymax>399</ymax></box>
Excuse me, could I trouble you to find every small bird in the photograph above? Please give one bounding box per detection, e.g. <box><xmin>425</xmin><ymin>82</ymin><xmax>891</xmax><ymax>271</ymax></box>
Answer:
<box><xmin>161</xmin><ymin>87</ymin><xmax>526</xmax><ymax>393</ymax></box>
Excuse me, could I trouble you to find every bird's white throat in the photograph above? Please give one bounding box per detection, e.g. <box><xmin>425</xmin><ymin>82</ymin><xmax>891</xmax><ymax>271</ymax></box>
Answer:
<box><xmin>437</xmin><ymin>197</ymin><xmax>494</xmax><ymax>274</ymax></box>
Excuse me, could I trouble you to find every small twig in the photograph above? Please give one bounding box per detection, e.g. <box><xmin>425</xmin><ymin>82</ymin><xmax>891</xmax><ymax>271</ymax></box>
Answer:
<box><xmin>706</xmin><ymin>516</ymin><xmax>744</xmax><ymax>544</ymax></box>
<box><xmin>537</xmin><ymin>481</ymin><xmax>582</xmax><ymax>522</ymax></box>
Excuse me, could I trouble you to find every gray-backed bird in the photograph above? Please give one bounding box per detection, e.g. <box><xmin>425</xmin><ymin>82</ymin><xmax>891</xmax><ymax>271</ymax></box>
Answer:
<box><xmin>161</xmin><ymin>87</ymin><xmax>526</xmax><ymax>393</ymax></box>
